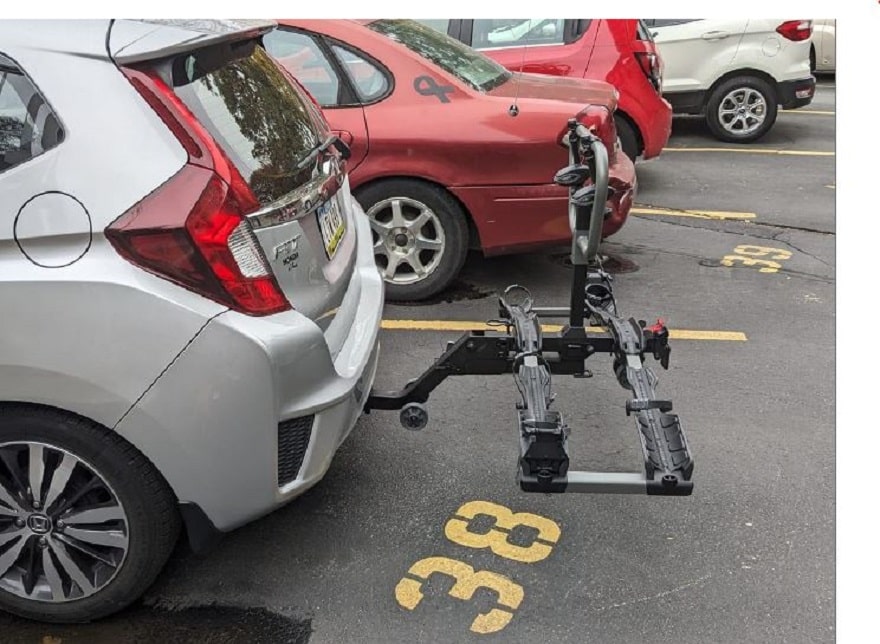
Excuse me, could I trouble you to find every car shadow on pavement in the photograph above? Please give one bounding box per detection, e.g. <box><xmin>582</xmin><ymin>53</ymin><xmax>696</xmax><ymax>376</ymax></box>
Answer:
<box><xmin>0</xmin><ymin>604</ymin><xmax>311</xmax><ymax>644</ymax></box>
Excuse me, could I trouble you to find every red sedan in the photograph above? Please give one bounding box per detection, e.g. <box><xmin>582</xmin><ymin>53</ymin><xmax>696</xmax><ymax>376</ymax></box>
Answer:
<box><xmin>266</xmin><ymin>19</ymin><xmax>636</xmax><ymax>300</ymax></box>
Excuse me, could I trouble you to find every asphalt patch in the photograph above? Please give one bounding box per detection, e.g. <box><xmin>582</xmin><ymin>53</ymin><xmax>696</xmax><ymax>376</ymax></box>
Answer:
<box><xmin>0</xmin><ymin>604</ymin><xmax>311</xmax><ymax>644</ymax></box>
<box><xmin>392</xmin><ymin>280</ymin><xmax>495</xmax><ymax>306</ymax></box>
<box><xmin>553</xmin><ymin>251</ymin><xmax>639</xmax><ymax>274</ymax></box>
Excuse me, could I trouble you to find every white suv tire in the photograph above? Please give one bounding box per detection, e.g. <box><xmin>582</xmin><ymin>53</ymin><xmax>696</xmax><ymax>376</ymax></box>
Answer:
<box><xmin>705</xmin><ymin>75</ymin><xmax>778</xmax><ymax>143</ymax></box>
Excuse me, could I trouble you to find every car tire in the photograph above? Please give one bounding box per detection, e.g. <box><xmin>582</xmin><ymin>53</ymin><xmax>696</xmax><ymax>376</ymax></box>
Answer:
<box><xmin>355</xmin><ymin>179</ymin><xmax>469</xmax><ymax>302</ymax></box>
<box><xmin>809</xmin><ymin>45</ymin><xmax>817</xmax><ymax>74</ymax></box>
<box><xmin>706</xmin><ymin>75</ymin><xmax>778</xmax><ymax>143</ymax></box>
<box><xmin>614</xmin><ymin>115</ymin><xmax>640</xmax><ymax>162</ymax></box>
<box><xmin>0</xmin><ymin>405</ymin><xmax>180</xmax><ymax>623</ymax></box>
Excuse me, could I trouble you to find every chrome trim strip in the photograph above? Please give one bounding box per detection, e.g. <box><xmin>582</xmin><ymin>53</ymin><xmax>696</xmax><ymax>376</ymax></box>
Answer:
<box><xmin>246</xmin><ymin>158</ymin><xmax>345</xmax><ymax>231</ymax></box>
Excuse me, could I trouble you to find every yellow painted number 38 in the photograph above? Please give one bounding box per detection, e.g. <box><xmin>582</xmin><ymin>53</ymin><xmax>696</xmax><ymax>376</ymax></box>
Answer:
<box><xmin>395</xmin><ymin>500</ymin><xmax>561</xmax><ymax>634</ymax></box>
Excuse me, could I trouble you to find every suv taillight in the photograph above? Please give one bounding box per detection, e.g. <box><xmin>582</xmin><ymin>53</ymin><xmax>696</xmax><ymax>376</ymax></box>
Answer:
<box><xmin>634</xmin><ymin>52</ymin><xmax>662</xmax><ymax>93</ymax></box>
<box><xmin>776</xmin><ymin>20</ymin><xmax>812</xmax><ymax>42</ymax></box>
<box><xmin>106</xmin><ymin>66</ymin><xmax>290</xmax><ymax>316</ymax></box>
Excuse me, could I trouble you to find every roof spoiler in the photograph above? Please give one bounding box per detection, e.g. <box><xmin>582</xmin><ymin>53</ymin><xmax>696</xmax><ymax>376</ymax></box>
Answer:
<box><xmin>109</xmin><ymin>19</ymin><xmax>276</xmax><ymax>65</ymax></box>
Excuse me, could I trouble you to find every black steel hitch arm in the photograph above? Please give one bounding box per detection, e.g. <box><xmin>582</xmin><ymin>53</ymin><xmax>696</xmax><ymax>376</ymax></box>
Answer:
<box><xmin>366</xmin><ymin>119</ymin><xmax>694</xmax><ymax>496</ymax></box>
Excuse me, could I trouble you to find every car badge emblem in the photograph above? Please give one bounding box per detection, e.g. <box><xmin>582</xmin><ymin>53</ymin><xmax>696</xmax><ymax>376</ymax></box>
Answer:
<box><xmin>273</xmin><ymin>234</ymin><xmax>301</xmax><ymax>271</ymax></box>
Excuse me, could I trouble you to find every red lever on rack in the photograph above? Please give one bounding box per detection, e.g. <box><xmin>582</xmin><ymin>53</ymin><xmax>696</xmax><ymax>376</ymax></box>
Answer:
<box><xmin>647</xmin><ymin>318</ymin><xmax>667</xmax><ymax>334</ymax></box>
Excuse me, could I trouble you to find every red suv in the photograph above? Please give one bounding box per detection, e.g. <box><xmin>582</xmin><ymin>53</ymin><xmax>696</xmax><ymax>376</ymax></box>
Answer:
<box><xmin>422</xmin><ymin>19</ymin><xmax>672</xmax><ymax>162</ymax></box>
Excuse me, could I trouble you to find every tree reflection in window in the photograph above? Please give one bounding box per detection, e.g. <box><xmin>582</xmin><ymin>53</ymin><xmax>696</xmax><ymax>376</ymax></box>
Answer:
<box><xmin>369</xmin><ymin>20</ymin><xmax>510</xmax><ymax>93</ymax></box>
<box><xmin>173</xmin><ymin>44</ymin><xmax>329</xmax><ymax>205</ymax></box>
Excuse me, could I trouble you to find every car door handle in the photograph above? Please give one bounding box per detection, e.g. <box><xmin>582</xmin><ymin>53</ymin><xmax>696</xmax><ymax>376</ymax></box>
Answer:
<box><xmin>333</xmin><ymin>130</ymin><xmax>354</xmax><ymax>146</ymax></box>
<box><xmin>701</xmin><ymin>30</ymin><xmax>730</xmax><ymax>40</ymax></box>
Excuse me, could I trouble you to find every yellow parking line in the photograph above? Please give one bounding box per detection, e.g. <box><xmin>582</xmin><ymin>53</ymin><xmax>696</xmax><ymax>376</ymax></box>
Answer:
<box><xmin>774</xmin><ymin>149</ymin><xmax>835</xmax><ymax>156</ymax></box>
<box><xmin>632</xmin><ymin>206</ymin><xmax>756</xmax><ymax>221</ymax></box>
<box><xmin>381</xmin><ymin>319</ymin><xmax>747</xmax><ymax>341</ymax></box>
<box><xmin>662</xmin><ymin>147</ymin><xmax>834</xmax><ymax>157</ymax></box>
<box><xmin>669</xmin><ymin>329</ymin><xmax>748</xmax><ymax>341</ymax></box>
<box><xmin>383</xmin><ymin>319</ymin><xmax>505</xmax><ymax>332</ymax></box>
<box><xmin>780</xmin><ymin>109</ymin><xmax>835</xmax><ymax>115</ymax></box>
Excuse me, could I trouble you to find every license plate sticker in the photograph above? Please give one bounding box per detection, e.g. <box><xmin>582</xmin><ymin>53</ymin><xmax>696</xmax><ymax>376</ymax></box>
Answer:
<box><xmin>317</xmin><ymin>199</ymin><xmax>346</xmax><ymax>259</ymax></box>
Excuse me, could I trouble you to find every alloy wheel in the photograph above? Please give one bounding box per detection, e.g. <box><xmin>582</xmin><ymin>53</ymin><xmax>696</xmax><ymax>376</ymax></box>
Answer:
<box><xmin>367</xmin><ymin>197</ymin><xmax>446</xmax><ymax>285</ymax></box>
<box><xmin>0</xmin><ymin>441</ymin><xmax>129</xmax><ymax>603</ymax></box>
<box><xmin>717</xmin><ymin>87</ymin><xmax>767</xmax><ymax>136</ymax></box>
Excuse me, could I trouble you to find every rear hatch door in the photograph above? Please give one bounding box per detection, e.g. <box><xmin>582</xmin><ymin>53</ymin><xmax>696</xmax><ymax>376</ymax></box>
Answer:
<box><xmin>110</xmin><ymin>20</ymin><xmax>358</xmax><ymax>330</ymax></box>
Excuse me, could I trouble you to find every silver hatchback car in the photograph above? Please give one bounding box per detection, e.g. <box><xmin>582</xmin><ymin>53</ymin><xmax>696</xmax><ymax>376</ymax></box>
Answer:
<box><xmin>0</xmin><ymin>19</ymin><xmax>383</xmax><ymax>622</ymax></box>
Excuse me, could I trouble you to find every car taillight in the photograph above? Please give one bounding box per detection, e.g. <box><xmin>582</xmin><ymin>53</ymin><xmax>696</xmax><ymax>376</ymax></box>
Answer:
<box><xmin>776</xmin><ymin>20</ymin><xmax>812</xmax><ymax>42</ymax></box>
<box><xmin>634</xmin><ymin>52</ymin><xmax>662</xmax><ymax>93</ymax></box>
<box><xmin>106</xmin><ymin>66</ymin><xmax>290</xmax><ymax>316</ymax></box>
<box><xmin>564</xmin><ymin>105</ymin><xmax>617</xmax><ymax>161</ymax></box>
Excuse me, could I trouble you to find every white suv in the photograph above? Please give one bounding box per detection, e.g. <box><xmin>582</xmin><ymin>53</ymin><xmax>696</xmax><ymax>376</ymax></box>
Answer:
<box><xmin>644</xmin><ymin>19</ymin><xmax>816</xmax><ymax>142</ymax></box>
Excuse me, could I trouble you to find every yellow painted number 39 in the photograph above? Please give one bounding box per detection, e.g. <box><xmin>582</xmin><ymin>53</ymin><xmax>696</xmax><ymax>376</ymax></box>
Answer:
<box><xmin>721</xmin><ymin>244</ymin><xmax>792</xmax><ymax>273</ymax></box>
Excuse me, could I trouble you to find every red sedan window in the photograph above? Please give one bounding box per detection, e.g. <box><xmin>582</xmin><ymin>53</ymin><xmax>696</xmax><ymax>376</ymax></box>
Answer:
<box><xmin>331</xmin><ymin>45</ymin><xmax>389</xmax><ymax>103</ymax></box>
<box><xmin>263</xmin><ymin>29</ymin><xmax>343</xmax><ymax>106</ymax></box>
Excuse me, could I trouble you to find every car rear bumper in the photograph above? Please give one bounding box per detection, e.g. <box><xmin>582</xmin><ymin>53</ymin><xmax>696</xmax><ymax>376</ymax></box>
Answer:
<box><xmin>639</xmin><ymin>97</ymin><xmax>673</xmax><ymax>159</ymax></box>
<box><xmin>450</xmin><ymin>148</ymin><xmax>636</xmax><ymax>255</ymax></box>
<box><xmin>661</xmin><ymin>75</ymin><xmax>816</xmax><ymax>113</ymax></box>
<box><xmin>114</xmin><ymin>205</ymin><xmax>384</xmax><ymax>533</ymax></box>
<box><xmin>778</xmin><ymin>76</ymin><xmax>816</xmax><ymax>109</ymax></box>
<box><xmin>618</xmin><ymin>93</ymin><xmax>672</xmax><ymax>160</ymax></box>
<box><xmin>664</xmin><ymin>90</ymin><xmax>707</xmax><ymax>115</ymax></box>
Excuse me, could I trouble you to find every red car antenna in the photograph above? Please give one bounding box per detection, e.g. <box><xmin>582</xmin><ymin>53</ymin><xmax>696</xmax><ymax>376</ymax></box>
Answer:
<box><xmin>508</xmin><ymin>19</ymin><xmax>533</xmax><ymax>117</ymax></box>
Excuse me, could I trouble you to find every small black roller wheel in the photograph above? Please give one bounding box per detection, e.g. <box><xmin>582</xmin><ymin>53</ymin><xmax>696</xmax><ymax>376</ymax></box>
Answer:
<box><xmin>399</xmin><ymin>403</ymin><xmax>429</xmax><ymax>431</ymax></box>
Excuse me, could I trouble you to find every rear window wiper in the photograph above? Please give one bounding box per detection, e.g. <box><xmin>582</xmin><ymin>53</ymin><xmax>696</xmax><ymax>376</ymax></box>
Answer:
<box><xmin>295</xmin><ymin>133</ymin><xmax>351</xmax><ymax>171</ymax></box>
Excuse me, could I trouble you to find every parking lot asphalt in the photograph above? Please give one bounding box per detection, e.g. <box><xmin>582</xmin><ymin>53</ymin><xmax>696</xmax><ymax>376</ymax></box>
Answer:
<box><xmin>1</xmin><ymin>78</ymin><xmax>836</xmax><ymax>643</ymax></box>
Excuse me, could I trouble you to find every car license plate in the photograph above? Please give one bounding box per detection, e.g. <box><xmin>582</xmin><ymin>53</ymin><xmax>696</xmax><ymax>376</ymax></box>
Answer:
<box><xmin>317</xmin><ymin>199</ymin><xmax>345</xmax><ymax>259</ymax></box>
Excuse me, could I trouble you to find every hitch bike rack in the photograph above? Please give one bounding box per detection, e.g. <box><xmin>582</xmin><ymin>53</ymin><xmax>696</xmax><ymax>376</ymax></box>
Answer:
<box><xmin>366</xmin><ymin>119</ymin><xmax>694</xmax><ymax>496</ymax></box>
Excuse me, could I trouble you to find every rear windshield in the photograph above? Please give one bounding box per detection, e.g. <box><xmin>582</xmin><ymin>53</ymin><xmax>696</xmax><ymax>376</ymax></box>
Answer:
<box><xmin>368</xmin><ymin>19</ymin><xmax>510</xmax><ymax>92</ymax></box>
<box><xmin>170</xmin><ymin>40</ymin><xmax>328</xmax><ymax>205</ymax></box>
